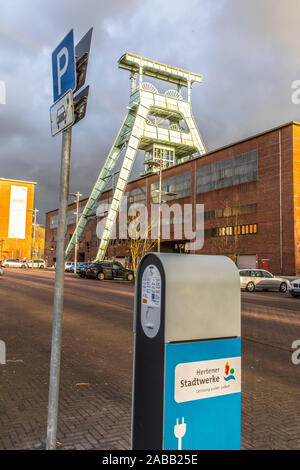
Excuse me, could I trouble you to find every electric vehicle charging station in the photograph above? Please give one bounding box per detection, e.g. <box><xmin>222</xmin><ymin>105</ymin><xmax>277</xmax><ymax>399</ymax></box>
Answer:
<box><xmin>132</xmin><ymin>253</ymin><xmax>241</xmax><ymax>450</ymax></box>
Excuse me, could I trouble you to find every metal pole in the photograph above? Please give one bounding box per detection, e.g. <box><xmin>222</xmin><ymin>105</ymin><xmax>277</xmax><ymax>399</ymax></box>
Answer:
<box><xmin>74</xmin><ymin>192</ymin><xmax>79</xmax><ymax>274</ymax></box>
<box><xmin>32</xmin><ymin>210</ymin><xmax>35</xmax><ymax>268</ymax></box>
<box><xmin>32</xmin><ymin>209</ymin><xmax>38</xmax><ymax>268</ymax></box>
<box><xmin>31</xmin><ymin>215</ymin><xmax>34</xmax><ymax>264</ymax></box>
<box><xmin>46</xmin><ymin>127</ymin><xmax>72</xmax><ymax>450</ymax></box>
<box><xmin>158</xmin><ymin>163</ymin><xmax>162</xmax><ymax>253</ymax></box>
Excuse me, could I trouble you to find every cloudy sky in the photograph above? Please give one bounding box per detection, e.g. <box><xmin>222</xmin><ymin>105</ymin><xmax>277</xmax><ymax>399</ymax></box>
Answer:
<box><xmin>1</xmin><ymin>0</ymin><xmax>300</xmax><ymax>224</ymax></box>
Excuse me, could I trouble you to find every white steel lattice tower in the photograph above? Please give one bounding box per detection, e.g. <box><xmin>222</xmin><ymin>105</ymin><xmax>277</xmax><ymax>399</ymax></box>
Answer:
<box><xmin>65</xmin><ymin>53</ymin><xmax>206</xmax><ymax>261</ymax></box>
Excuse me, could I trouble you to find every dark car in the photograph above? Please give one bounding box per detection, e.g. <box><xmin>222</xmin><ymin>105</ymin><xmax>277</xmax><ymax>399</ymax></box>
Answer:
<box><xmin>86</xmin><ymin>261</ymin><xmax>134</xmax><ymax>281</ymax></box>
<box><xmin>70</xmin><ymin>261</ymin><xmax>90</xmax><ymax>274</ymax></box>
<box><xmin>77</xmin><ymin>262</ymin><xmax>93</xmax><ymax>278</ymax></box>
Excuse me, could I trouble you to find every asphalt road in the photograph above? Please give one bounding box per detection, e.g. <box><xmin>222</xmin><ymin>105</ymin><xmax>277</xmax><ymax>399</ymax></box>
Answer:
<box><xmin>0</xmin><ymin>268</ymin><xmax>299</xmax><ymax>449</ymax></box>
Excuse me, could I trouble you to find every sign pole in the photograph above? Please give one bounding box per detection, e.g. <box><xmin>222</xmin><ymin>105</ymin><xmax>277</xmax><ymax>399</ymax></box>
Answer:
<box><xmin>47</xmin><ymin>26</ymin><xmax>92</xmax><ymax>449</ymax></box>
<box><xmin>75</xmin><ymin>192</ymin><xmax>80</xmax><ymax>274</ymax></box>
<box><xmin>32</xmin><ymin>208</ymin><xmax>38</xmax><ymax>268</ymax></box>
<box><xmin>46</xmin><ymin>126</ymin><xmax>72</xmax><ymax>450</ymax></box>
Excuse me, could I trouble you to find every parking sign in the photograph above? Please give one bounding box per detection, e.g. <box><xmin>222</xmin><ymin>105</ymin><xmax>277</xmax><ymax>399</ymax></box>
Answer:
<box><xmin>52</xmin><ymin>29</ymin><xmax>76</xmax><ymax>103</ymax></box>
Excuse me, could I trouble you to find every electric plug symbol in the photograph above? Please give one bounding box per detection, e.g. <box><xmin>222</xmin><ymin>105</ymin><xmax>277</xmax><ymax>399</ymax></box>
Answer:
<box><xmin>174</xmin><ymin>417</ymin><xmax>186</xmax><ymax>450</ymax></box>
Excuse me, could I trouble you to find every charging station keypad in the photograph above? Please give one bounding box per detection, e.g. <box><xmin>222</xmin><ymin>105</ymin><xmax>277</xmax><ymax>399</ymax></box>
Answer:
<box><xmin>141</xmin><ymin>264</ymin><xmax>162</xmax><ymax>338</ymax></box>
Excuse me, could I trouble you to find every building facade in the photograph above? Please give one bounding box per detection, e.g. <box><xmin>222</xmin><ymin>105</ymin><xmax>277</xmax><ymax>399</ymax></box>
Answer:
<box><xmin>0</xmin><ymin>178</ymin><xmax>36</xmax><ymax>261</ymax></box>
<box><xmin>45</xmin><ymin>121</ymin><xmax>300</xmax><ymax>275</ymax></box>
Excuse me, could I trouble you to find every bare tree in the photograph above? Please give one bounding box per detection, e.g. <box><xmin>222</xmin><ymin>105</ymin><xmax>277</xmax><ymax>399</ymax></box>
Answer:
<box><xmin>128</xmin><ymin>215</ymin><xmax>157</xmax><ymax>277</ymax></box>
<box><xmin>208</xmin><ymin>194</ymin><xmax>241</xmax><ymax>263</ymax></box>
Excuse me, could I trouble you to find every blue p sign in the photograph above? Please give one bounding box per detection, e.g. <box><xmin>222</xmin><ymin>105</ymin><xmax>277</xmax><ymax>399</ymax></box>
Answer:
<box><xmin>52</xmin><ymin>29</ymin><xmax>76</xmax><ymax>103</ymax></box>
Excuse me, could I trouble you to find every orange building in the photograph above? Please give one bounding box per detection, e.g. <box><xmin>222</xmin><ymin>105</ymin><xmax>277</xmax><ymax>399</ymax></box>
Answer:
<box><xmin>0</xmin><ymin>178</ymin><xmax>36</xmax><ymax>260</ymax></box>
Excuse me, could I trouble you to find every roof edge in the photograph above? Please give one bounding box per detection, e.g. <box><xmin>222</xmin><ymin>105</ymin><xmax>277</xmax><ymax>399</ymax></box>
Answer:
<box><xmin>0</xmin><ymin>177</ymin><xmax>37</xmax><ymax>185</ymax></box>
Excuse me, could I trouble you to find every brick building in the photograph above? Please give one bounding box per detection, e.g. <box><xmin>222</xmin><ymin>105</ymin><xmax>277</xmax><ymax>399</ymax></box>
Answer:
<box><xmin>45</xmin><ymin>121</ymin><xmax>300</xmax><ymax>275</ymax></box>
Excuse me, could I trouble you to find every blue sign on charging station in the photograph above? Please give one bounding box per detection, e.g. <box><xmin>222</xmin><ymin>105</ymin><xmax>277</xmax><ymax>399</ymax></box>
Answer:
<box><xmin>164</xmin><ymin>338</ymin><xmax>241</xmax><ymax>450</ymax></box>
<box><xmin>52</xmin><ymin>29</ymin><xmax>76</xmax><ymax>103</ymax></box>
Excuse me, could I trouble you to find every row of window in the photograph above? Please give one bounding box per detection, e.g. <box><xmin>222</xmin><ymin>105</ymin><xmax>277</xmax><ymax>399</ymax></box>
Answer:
<box><xmin>204</xmin><ymin>203</ymin><xmax>257</xmax><ymax>220</ymax></box>
<box><xmin>205</xmin><ymin>223</ymin><xmax>258</xmax><ymax>238</ymax></box>
<box><xmin>50</xmin><ymin>207</ymin><xmax>85</xmax><ymax>229</ymax></box>
<box><xmin>196</xmin><ymin>150</ymin><xmax>258</xmax><ymax>195</ymax></box>
<box><xmin>239</xmin><ymin>270</ymin><xmax>273</xmax><ymax>278</ymax></box>
<box><xmin>151</xmin><ymin>172</ymin><xmax>191</xmax><ymax>203</ymax></box>
<box><xmin>126</xmin><ymin>186</ymin><xmax>147</xmax><ymax>205</ymax></box>
<box><xmin>79</xmin><ymin>241</ymin><xmax>98</xmax><ymax>249</ymax></box>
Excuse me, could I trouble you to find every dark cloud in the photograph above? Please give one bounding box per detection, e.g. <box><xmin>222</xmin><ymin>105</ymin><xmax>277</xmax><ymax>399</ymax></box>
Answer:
<box><xmin>1</xmin><ymin>0</ymin><xmax>300</xmax><ymax>224</ymax></box>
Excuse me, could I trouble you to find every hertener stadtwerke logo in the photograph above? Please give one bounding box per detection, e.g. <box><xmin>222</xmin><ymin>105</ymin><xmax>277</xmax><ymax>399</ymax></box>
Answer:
<box><xmin>224</xmin><ymin>361</ymin><xmax>235</xmax><ymax>381</ymax></box>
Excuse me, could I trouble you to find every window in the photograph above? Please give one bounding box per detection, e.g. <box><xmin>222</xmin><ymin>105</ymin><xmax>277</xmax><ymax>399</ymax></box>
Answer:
<box><xmin>251</xmin><ymin>270</ymin><xmax>262</xmax><ymax>277</ymax></box>
<box><xmin>240</xmin><ymin>270</ymin><xmax>251</xmax><ymax>277</ymax></box>
<box><xmin>151</xmin><ymin>172</ymin><xmax>191</xmax><ymax>202</ymax></box>
<box><xmin>197</xmin><ymin>150</ymin><xmax>257</xmax><ymax>194</ymax></box>
<box><xmin>262</xmin><ymin>271</ymin><xmax>273</xmax><ymax>278</ymax></box>
<box><xmin>207</xmin><ymin>223</ymin><xmax>258</xmax><ymax>238</ymax></box>
<box><xmin>204</xmin><ymin>203</ymin><xmax>257</xmax><ymax>221</ymax></box>
<box><xmin>125</xmin><ymin>186</ymin><xmax>147</xmax><ymax>205</ymax></box>
<box><xmin>50</xmin><ymin>215</ymin><xmax>58</xmax><ymax>229</ymax></box>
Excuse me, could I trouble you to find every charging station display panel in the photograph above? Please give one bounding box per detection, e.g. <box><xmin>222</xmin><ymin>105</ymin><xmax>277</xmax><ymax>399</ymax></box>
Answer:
<box><xmin>163</xmin><ymin>338</ymin><xmax>241</xmax><ymax>450</ymax></box>
<box><xmin>141</xmin><ymin>265</ymin><xmax>162</xmax><ymax>338</ymax></box>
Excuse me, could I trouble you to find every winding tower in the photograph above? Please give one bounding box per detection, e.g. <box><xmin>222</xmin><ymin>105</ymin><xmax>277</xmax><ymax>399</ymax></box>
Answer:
<box><xmin>65</xmin><ymin>53</ymin><xmax>206</xmax><ymax>261</ymax></box>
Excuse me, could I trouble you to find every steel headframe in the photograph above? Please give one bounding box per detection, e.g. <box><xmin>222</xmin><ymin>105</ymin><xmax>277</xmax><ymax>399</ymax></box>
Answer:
<box><xmin>65</xmin><ymin>53</ymin><xmax>206</xmax><ymax>262</ymax></box>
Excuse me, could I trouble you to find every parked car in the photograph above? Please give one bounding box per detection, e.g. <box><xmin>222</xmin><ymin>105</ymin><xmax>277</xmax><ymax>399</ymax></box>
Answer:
<box><xmin>2</xmin><ymin>258</ymin><xmax>28</xmax><ymax>269</ymax></box>
<box><xmin>239</xmin><ymin>269</ymin><xmax>289</xmax><ymax>292</ymax></box>
<box><xmin>69</xmin><ymin>262</ymin><xmax>90</xmax><ymax>273</ymax></box>
<box><xmin>27</xmin><ymin>259</ymin><xmax>46</xmax><ymax>269</ymax></box>
<box><xmin>289</xmin><ymin>279</ymin><xmax>300</xmax><ymax>298</ymax></box>
<box><xmin>0</xmin><ymin>265</ymin><xmax>4</xmax><ymax>276</ymax></box>
<box><xmin>65</xmin><ymin>261</ymin><xmax>75</xmax><ymax>272</ymax></box>
<box><xmin>77</xmin><ymin>262</ymin><xmax>93</xmax><ymax>278</ymax></box>
<box><xmin>86</xmin><ymin>261</ymin><xmax>134</xmax><ymax>281</ymax></box>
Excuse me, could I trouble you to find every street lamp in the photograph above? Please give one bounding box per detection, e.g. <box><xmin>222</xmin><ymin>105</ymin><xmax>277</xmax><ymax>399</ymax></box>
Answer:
<box><xmin>146</xmin><ymin>161</ymin><xmax>177</xmax><ymax>253</ymax></box>
<box><xmin>28</xmin><ymin>208</ymin><xmax>39</xmax><ymax>268</ymax></box>
<box><xmin>69</xmin><ymin>192</ymin><xmax>82</xmax><ymax>274</ymax></box>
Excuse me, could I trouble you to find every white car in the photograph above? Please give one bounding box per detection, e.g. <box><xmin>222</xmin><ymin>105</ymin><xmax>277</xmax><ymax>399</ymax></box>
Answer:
<box><xmin>239</xmin><ymin>269</ymin><xmax>290</xmax><ymax>293</ymax></box>
<box><xmin>65</xmin><ymin>261</ymin><xmax>75</xmax><ymax>272</ymax></box>
<box><xmin>27</xmin><ymin>259</ymin><xmax>46</xmax><ymax>269</ymax></box>
<box><xmin>2</xmin><ymin>258</ymin><xmax>28</xmax><ymax>269</ymax></box>
<box><xmin>289</xmin><ymin>279</ymin><xmax>300</xmax><ymax>298</ymax></box>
